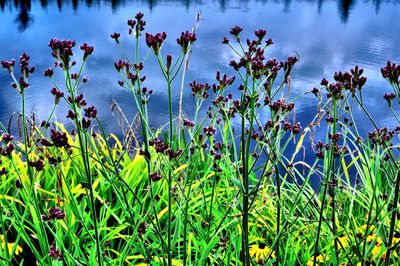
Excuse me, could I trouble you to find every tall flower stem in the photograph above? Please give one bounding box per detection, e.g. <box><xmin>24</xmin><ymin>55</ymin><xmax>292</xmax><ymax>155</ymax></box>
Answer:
<box><xmin>313</xmin><ymin>99</ymin><xmax>338</xmax><ymax>266</ymax></box>
<box><xmin>65</xmin><ymin>68</ymin><xmax>102</xmax><ymax>266</ymax></box>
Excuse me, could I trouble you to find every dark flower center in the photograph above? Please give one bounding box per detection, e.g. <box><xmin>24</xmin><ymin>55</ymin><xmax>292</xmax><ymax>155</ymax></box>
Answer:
<box><xmin>258</xmin><ymin>243</ymin><xmax>266</xmax><ymax>249</ymax></box>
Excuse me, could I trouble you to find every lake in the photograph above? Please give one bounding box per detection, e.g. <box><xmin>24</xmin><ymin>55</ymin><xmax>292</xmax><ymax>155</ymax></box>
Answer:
<box><xmin>1</xmin><ymin>0</ymin><xmax>399</xmax><ymax>139</ymax></box>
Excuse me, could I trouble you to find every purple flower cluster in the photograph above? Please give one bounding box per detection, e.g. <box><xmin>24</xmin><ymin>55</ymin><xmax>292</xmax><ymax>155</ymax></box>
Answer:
<box><xmin>45</xmin><ymin>129</ymin><xmax>70</xmax><ymax>148</ymax></box>
<box><xmin>80</xmin><ymin>42</ymin><xmax>94</xmax><ymax>61</ymax></box>
<box><xmin>48</xmin><ymin>244</ymin><xmax>63</xmax><ymax>261</ymax></box>
<box><xmin>51</xmin><ymin>87</ymin><xmax>64</xmax><ymax>104</ymax></box>
<box><xmin>381</xmin><ymin>61</ymin><xmax>400</xmax><ymax>87</ymax></box>
<box><xmin>177</xmin><ymin>31</ymin><xmax>197</xmax><ymax>54</ymax></box>
<box><xmin>225</xmin><ymin>27</ymin><xmax>288</xmax><ymax>82</ymax></box>
<box><xmin>28</xmin><ymin>159</ymin><xmax>45</xmax><ymax>171</ymax></box>
<box><xmin>1</xmin><ymin>59</ymin><xmax>15</xmax><ymax>72</ymax></box>
<box><xmin>368</xmin><ymin>127</ymin><xmax>396</xmax><ymax>147</ymax></box>
<box><xmin>42</xmin><ymin>207</ymin><xmax>66</xmax><ymax>221</ymax></box>
<box><xmin>148</xmin><ymin>138</ymin><xmax>183</xmax><ymax>159</ymax></box>
<box><xmin>213</xmin><ymin>71</ymin><xmax>235</xmax><ymax>92</ymax></box>
<box><xmin>190</xmin><ymin>81</ymin><xmax>210</xmax><ymax>99</ymax></box>
<box><xmin>150</xmin><ymin>172</ymin><xmax>162</xmax><ymax>182</ymax></box>
<box><xmin>137</xmin><ymin>221</ymin><xmax>147</xmax><ymax>236</ymax></box>
<box><xmin>1</xmin><ymin>52</ymin><xmax>34</xmax><ymax>93</ymax></box>
<box><xmin>48</xmin><ymin>38</ymin><xmax>76</xmax><ymax>69</ymax></box>
<box><xmin>145</xmin><ymin>32</ymin><xmax>167</xmax><ymax>55</ymax></box>
<box><xmin>320</xmin><ymin>66</ymin><xmax>367</xmax><ymax>100</ymax></box>
<box><xmin>128</xmin><ymin>12</ymin><xmax>146</xmax><ymax>36</ymax></box>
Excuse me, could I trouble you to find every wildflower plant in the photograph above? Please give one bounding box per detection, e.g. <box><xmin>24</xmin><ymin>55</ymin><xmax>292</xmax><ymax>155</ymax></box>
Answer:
<box><xmin>0</xmin><ymin>11</ymin><xmax>399</xmax><ymax>266</ymax></box>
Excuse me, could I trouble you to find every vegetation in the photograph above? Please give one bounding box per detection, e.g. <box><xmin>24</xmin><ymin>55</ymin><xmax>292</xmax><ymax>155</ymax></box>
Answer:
<box><xmin>0</xmin><ymin>12</ymin><xmax>400</xmax><ymax>265</ymax></box>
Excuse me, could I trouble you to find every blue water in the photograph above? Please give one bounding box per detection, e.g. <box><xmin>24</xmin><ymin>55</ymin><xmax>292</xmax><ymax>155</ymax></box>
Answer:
<box><xmin>0</xmin><ymin>0</ymin><xmax>399</xmax><ymax>137</ymax></box>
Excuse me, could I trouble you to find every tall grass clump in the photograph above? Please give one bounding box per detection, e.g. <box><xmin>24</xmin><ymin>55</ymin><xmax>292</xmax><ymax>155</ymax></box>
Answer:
<box><xmin>0</xmin><ymin>12</ymin><xmax>399</xmax><ymax>265</ymax></box>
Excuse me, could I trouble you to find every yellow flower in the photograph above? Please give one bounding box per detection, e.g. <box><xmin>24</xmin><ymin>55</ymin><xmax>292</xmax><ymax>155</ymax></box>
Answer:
<box><xmin>306</xmin><ymin>254</ymin><xmax>328</xmax><ymax>266</ymax></box>
<box><xmin>249</xmin><ymin>243</ymin><xmax>275</xmax><ymax>261</ymax></box>
<box><xmin>366</xmin><ymin>233</ymin><xmax>383</xmax><ymax>246</ymax></box>
<box><xmin>359</xmin><ymin>224</ymin><xmax>376</xmax><ymax>236</ymax></box>
<box><xmin>332</xmin><ymin>235</ymin><xmax>350</xmax><ymax>249</ymax></box>
<box><xmin>0</xmin><ymin>235</ymin><xmax>22</xmax><ymax>256</ymax></box>
<box><xmin>372</xmin><ymin>245</ymin><xmax>381</xmax><ymax>256</ymax></box>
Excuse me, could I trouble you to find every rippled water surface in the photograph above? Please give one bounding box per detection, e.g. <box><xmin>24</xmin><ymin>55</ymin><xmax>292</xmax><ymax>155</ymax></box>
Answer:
<box><xmin>0</xmin><ymin>0</ymin><xmax>399</xmax><ymax>135</ymax></box>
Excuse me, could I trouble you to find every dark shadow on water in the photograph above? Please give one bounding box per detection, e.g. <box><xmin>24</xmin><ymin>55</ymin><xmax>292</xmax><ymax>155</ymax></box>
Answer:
<box><xmin>1</xmin><ymin>0</ymin><xmax>390</xmax><ymax>31</ymax></box>
<box><xmin>14</xmin><ymin>0</ymin><xmax>33</xmax><ymax>32</ymax></box>
<box><xmin>338</xmin><ymin>0</ymin><xmax>354</xmax><ymax>23</ymax></box>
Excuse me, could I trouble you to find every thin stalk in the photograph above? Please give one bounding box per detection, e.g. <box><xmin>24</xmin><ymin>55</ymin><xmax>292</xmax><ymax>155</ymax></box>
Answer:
<box><xmin>240</xmin><ymin>83</ymin><xmax>250</xmax><ymax>266</ymax></box>
<box><xmin>66</xmin><ymin>68</ymin><xmax>102</xmax><ymax>266</ymax></box>
<box><xmin>313</xmin><ymin>99</ymin><xmax>338</xmax><ymax>266</ymax></box>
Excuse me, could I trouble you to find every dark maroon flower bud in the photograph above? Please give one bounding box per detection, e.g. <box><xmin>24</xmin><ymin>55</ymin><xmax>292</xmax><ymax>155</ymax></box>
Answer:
<box><xmin>41</xmin><ymin>120</ymin><xmax>50</xmax><ymax>128</ymax></box>
<box><xmin>80</xmin><ymin>43</ymin><xmax>94</xmax><ymax>60</ymax></box>
<box><xmin>48</xmin><ymin>245</ymin><xmax>63</xmax><ymax>261</ymax></box>
<box><xmin>291</xmin><ymin>122</ymin><xmax>302</xmax><ymax>135</ymax></box>
<box><xmin>135</xmin><ymin>12</ymin><xmax>144</xmax><ymax>20</ymax></box>
<box><xmin>42</xmin><ymin>207</ymin><xmax>65</xmax><ymax>221</ymax></box>
<box><xmin>265</xmin><ymin>38</ymin><xmax>273</xmax><ymax>46</ymax></box>
<box><xmin>150</xmin><ymin>172</ymin><xmax>162</xmax><ymax>182</ymax></box>
<box><xmin>128</xmin><ymin>19</ymin><xmax>136</xmax><ymax>28</ymax></box>
<box><xmin>381</xmin><ymin>60</ymin><xmax>400</xmax><ymax>87</ymax></box>
<box><xmin>1</xmin><ymin>59</ymin><xmax>15</xmax><ymax>72</ymax></box>
<box><xmin>177</xmin><ymin>31</ymin><xmax>196</xmax><ymax>54</ymax></box>
<box><xmin>311</xmin><ymin>87</ymin><xmax>320</xmax><ymax>96</ymax></box>
<box><xmin>229</xmin><ymin>60</ymin><xmax>240</xmax><ymax>71</ymax></box>
<box><xmin>44</xmin><ymin>68</ymin><xmax>54</xmax><ymax>77</ymax></box>
<box><xmin>255</xmin><ymin>29</ymin><xmax>267</xmax><ymax>41</ymax></box>
<box><xmin>71</xmin><ymin>73</ymin><xmax>77</xmax><ymax>80</ymax></box>
<box><xmin>384</xmin><ymin>92</ymin><xmax>396</xmax><ymax>107</ymax></box>
<box><xmin>229</xmin><ymin>26</ymin><xmax>243</xmax><ymax>37</ymax></box>
<box><xmin>48</xmin><ymin>156</ymin><xmax>61</xmax><ymax>165</ymax></box>
<box><xmin>183</xmin><ymin>119</ymin><xmax>195</xmax><ymax>128</ymax></box>
<box><xmin>118</xmin><ymin>80</ymin><xmax>124</xmax><ymax>87</ymax></box>
<box><xmin>66</xmin><ymin>110</ymin><xmax>77</xmax><ymax>119</ymax></box>
<box><xmin>48</xmin><ymin>38</ymin><xmax>76</xmax><ymax>68</ymax></box>
<box><xmin>19</xmin><ymin>77</ymin><xmax>29</xmax><ymax>90</ymax></box>
<box><xmin>166</xmin><ymin>54</ymin><xmax>172</xmax><ymax>73</ymax></box>
<box><xmin>41</xmin><ymin>138</ymin><xmax>53</xmax><ymax>146</ymax></box>
<box><xmin>50</xmin><ymin>129</ymin><xmax>69</xmax><ymax>148</ymax></box>
<box><xmin>222</xmin><ymin>37</ymin><xmax>229</xmax><ymax>44</ymax></box>
<box><xmin>138</xmin><ymin>221</ymin><xmax>147</xmax><ymax>236</ymax></box>
<box><xmin>3</xmin><ymin>143</ymin><xmax>15</xmax><ymax>156</ymax></box>
<box><xmin>321</xmin><ymin>78</ymin><xmax>329</xmax><ymax>86</ymax></box>
<box><xmin>2</xmin><ymin>133</ymin><xmax>14</xmax><ymax>143</ymax></box>
<box><xmin>82</xmin><ymin>76</ymin><xmax>88</xmax><ymax>83</ymax></box>
<box><xmin>84</xmin><ymin>106</ymin><xmax>97</xmax><ymax>118</ymax></box>
<box><xmin>111</xmin><ymin>32</ymin><xmax>121</xmax><ymax>43</ymax></box>
<box><xmin>203</xmin><ymin>126</ymin><xmax>216</xmax><ymax>136</ymax></box>
<box><xmin>28</xmin><ymin>159</ymin><xmax>45</xmax><ymax>171</ymax></box>
<box><xmin>145</xmin><ymin>32</ymin><xmax>167</xmax><ymax>55</ymax></box>
<box><xmin>82</xmin><ymin>118</ymin><xmax>91</xmax><ymax>130</ymax></box>
<box><xmin>190</xmin><ymin>80</ymin><xmax>210</xmax><ymax>99</ymax></box>
<box><xmin>133</xmin><ymin>62</ymin><xmax>144</xmax><ymax>72</ymax></box>
<box><xmin>114</xmin><ymin>59</ymin><xmax>126</xmax><ymax>72</ymax></box>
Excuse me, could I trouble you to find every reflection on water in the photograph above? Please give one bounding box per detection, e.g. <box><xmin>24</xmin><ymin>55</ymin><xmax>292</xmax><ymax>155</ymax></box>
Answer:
<box><xmin>0</xmin><ymin>0</ymin><xmax>391</xmax><ymax>31</ymax></box>
<box><xmin>0</xmin><ymin>0</ymin><xmax>399</xmax><ymax>137</ymax></box>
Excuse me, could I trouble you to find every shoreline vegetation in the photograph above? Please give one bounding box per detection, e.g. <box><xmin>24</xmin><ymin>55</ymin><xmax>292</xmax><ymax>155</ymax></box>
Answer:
<box><xmin>1</xmin><ymin>12</ymin><xmax>400</xmax><ymax>265</ymax></box>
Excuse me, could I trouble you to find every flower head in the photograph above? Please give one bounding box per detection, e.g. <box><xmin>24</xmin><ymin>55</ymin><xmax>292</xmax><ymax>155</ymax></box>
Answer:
<box><xmin>249</xmin><ymin>243</ymin><xmax>275</xmax><ymax>261</ymax></box>
<box><xmin>177</xmin><ymin>31</ymin><xmax>196</xmax><ymax>54</ymax></box>
<box><xmin>145</xmin><ymin>32</ymin><xmax>167</xmax><ymax>55</ymax></box>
